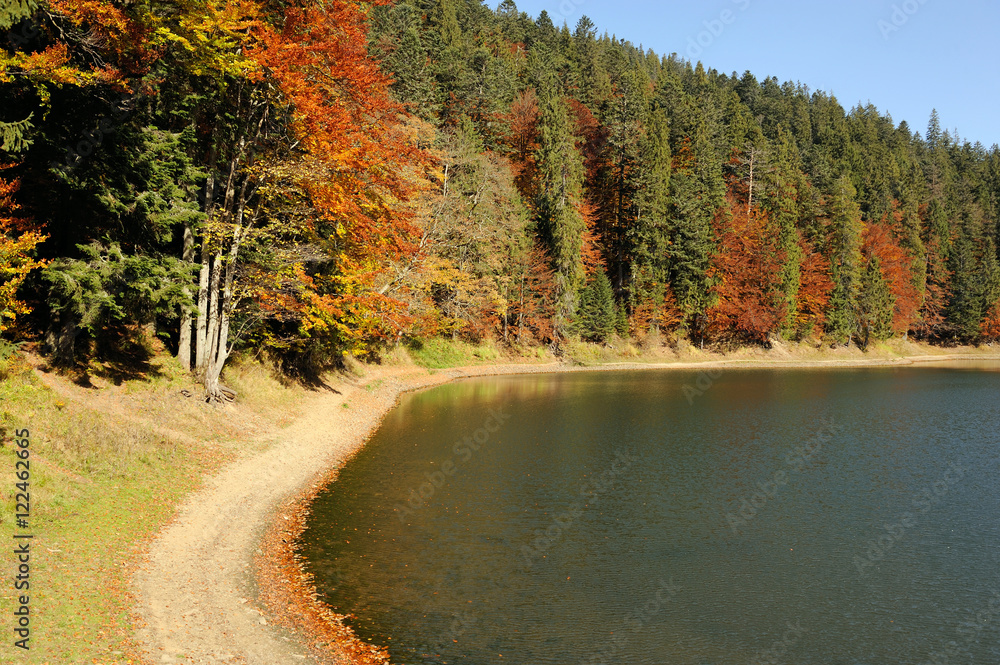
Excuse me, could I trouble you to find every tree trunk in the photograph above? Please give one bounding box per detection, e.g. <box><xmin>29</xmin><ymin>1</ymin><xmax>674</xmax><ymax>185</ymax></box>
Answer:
<box><xmin>178</xmin><ymin>221</ymin><xmax>195</xmax><ymax>370</ymax></box>
<box><xmin>194</xmin><ymin>146</ymin><xmax>217</xmax><ymax>373</ymax></box>
<box><xmin>194</xmin><ymin>244</ymin><xmax>211</xmax><ymax>372</ymax></box>
<box><xmin>205</xmin><ymin>251</ymin><xmax>222</xmax><ymax>371</ymax></box>
<box><xmin>206</xmin><ymin>194</ymin><xmax>249</xmax><ymax>401</ymax></box>
<box><xmin>46</xmin><ymin>312</ymin><xmax>78</xmax><ymax>366</ymax></box>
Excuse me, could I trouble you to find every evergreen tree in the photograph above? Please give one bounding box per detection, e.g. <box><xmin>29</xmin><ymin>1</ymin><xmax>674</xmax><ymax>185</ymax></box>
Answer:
<box><xmin>574</xmin><ymin>270</ymin><xmax>616</xmax><ymax>342</ymax></box>
<box><xmin>629</xmin><ymin>106</ymin><xmax>671</xmax><ymax>310</ymax></box>
<box><xmin>857</xmin><ymin>256</ymin><xmax>895</xmax><ymax>348</ymax></box>
<box><xmin>825</xmin><ymin>177</ymin><xmax>864</xmax><ymax>344</ymax></box>
<box><xmin>535</xmin><ymin>94</ymin><xmax>587</xmax><ymax>335</ymax></box>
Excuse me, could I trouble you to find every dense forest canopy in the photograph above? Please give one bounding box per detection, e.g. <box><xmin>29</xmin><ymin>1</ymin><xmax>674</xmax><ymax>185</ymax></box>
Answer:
<box><xmin>2</xmin><ymin>0</ymin><xmax>1000</xmax><ymax>393</ymax></box>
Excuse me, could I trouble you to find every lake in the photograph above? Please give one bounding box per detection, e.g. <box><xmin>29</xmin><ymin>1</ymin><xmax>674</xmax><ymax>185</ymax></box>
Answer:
<box><xmin>299</xmin><ymin>362</ymin><xmax>1000</xmax><ymax>664</ymax></box>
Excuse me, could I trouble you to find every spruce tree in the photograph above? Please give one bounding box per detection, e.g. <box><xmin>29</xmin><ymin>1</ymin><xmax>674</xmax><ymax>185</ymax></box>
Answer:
<box><xmin>574</xmin><ymin>271</ymin><xmax>617</xmax><ymax>342</ymax></box>
<box><xmin>825</xmin><ymin>176</ymin><xmax>864</xmax><ymax>344</ymax></box>
<box><xmin>629</xmin><ymin>106</ymin><xmax>671</xmax><ymax>310</ymax></box>
<box><xmin>535</xmin><ymin>94</ymin><xmax>586</xmax><ymax>336</ymax></box>
<box><xmin>857</xmin><ymin>256</ymin><xmax>895</xmax><ymax>348</ymax></box>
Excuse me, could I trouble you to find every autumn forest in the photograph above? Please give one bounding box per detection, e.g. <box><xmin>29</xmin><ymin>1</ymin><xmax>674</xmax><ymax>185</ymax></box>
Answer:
<box><xmin>3</xmin><ymin>0</ymin><xmax>1000</xmax><ymax>396</ymax></box>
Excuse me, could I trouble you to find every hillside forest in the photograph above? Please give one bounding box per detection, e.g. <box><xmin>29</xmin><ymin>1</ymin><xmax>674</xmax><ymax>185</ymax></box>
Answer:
<box><xmin>3</xmin><ymin>0</ymin><xmax>1000</xmax><ymax>397</ymax></box>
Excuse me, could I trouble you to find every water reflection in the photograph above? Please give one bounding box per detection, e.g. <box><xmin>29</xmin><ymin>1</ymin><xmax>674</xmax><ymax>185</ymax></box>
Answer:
<box><xmin>300</xmin><ymin>367</ymin><xmax>1000</xmax><ymax>664</ymax></box>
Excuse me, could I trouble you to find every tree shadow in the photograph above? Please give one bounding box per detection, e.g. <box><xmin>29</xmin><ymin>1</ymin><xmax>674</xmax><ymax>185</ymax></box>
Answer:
<box><xmin>89</xmin><ymin>325</ymin><xmax>165</xmax><ymax>385</ymax></box>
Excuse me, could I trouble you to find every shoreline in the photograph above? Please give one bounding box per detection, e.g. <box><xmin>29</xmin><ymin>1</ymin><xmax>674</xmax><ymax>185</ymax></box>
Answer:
<box><xmin>135</xmin><ymin>348</ymin><xmax>1000</xmax><ymax>664</ymax></box>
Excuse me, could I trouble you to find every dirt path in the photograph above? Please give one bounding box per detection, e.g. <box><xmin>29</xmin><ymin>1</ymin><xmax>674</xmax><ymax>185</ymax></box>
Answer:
<box><xmin>132</xmin><ymin>352</ymin><xmax>999</xmax><ymax>664</ymax></box>
<box><xmin>133</xmin><ymin>366</ymin><xmax>455</xmax><ymax>664</ymax></box>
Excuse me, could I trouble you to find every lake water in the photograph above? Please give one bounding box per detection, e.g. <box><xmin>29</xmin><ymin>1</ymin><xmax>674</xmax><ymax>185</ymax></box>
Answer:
<box><xmin>299</xmin><ymin>362</ymin><xmax>1000</xmax><ymax>664</ymax></box>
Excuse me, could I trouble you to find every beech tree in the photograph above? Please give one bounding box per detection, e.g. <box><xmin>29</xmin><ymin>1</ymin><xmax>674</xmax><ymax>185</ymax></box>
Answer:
<box><xmin>0</xmin><ymin>172</ymin><xmax>45</xmax><ymax>332</ymax></box>
<box><xmin>706</xmin><ymin>191</ymin><xmax>786</xmax><ymax>345</ymax></box>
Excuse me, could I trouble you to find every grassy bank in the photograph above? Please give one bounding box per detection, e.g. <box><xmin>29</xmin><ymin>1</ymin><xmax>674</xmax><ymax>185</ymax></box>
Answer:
<box><xmin>402</xmin><ymin>335</ymin><xmax>1000</xmax><ymax>370</ymax></box>
<box><xmin>0</xmin><ymin>350</ymin><xmax>314</xmax><ymax>665</ymax></box>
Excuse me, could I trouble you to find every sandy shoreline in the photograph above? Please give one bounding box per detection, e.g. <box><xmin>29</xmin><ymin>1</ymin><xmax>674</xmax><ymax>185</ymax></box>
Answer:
<box><xmin>134</xmin><ymin>350</ymin><xmax>1000</xmax><ymax>664</ymax></box>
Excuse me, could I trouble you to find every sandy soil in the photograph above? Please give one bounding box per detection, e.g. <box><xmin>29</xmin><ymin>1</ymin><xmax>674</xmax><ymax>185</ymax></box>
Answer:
<box><xmin>133</xmin><ymin>350</ymin><xmax>1000</xmax><ymax>664</ymax></box>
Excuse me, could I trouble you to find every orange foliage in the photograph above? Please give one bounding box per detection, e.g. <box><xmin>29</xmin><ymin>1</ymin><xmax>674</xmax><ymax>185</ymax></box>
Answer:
<box><xmin>510</xmin><ymin>243</ymin><xmax>557</xmax><ymax>344</ymax></box>
<box><xmin>795</xmin><ymin>236</ymin><xmax>833</xmax><ymax>336</ymax></box>
<box><xmin>980</xmin><ymin>300</ymin><xmax>1000</xmax><ymax>341</ymax></box>
<box><xmin>504</xmin><ymin>88</ymin><xmax>540</xmax><ymax>201</ymax></box>
<box><xmin>0</xmin><ymin>170</ymin><xmax>47</xmax><ymax>332</ymax></box>
<box><xmin>862</xmin><ymin>222</ymin><xmax>920</xmax><ymax>334</ymax></box>
<box><xmin>250</xmin><ymin>0</ymin><xmax>428</xmax><ymax>351</ymax></box>
<box><xmin>631</xmin><ymin>286</ymin><xmax>684</xmax><ymax>336</ymax></box>
<box><xmin>566</xmin><ymin>98</ymin><xmax>606</xmax><ymax>184</ymax></box>
<box><xmin>706</xmin><ymin>191</ymin><xmax>786</xmax><ymax>344</ymax></box>
<box><xmin>579</xmin><ymin>199</ymin><xmax>605</xmax><ymax>277</ymax></box>
<box><xmin>47</xmin><ymin>0</ymin><xmax>151</xmax><ymax>80</ymax></box>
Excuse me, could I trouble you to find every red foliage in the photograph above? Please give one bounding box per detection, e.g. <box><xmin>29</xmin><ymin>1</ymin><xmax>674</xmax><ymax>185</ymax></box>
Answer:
<box><xmin>706</xmin><ymin>191</ymin><xmax>787</xmax><ymax>344</ymax></box>
<box><xmin>566</xmin><ymin>98</ymin><xmax>606</xmax><ymax>184</ymax></box>
<box><xmin>862</xmin><ymin>222</ymin><xmax>920</xmax><ymax>334</ymax></box>
<box><xmin>795</xmin><ymin>236</ymin><xmax>834</xmax><ymax>337</ymax></box>
<box><xmin>504</xmin><ymin>89</ymin><xmax>540</xmax><ymax>202</ymax></box>
<box><xmin>510</xmin><ymin>243</ymin><xmax>557</xmax><ymax>344</ymax></box>
<box><xmin>578</xmin><ymin>199</ymin><xmax>605</xmax><ymax>277</ymax></box>
<box><xmin>250</xmin><ymin>0</ymin><xmax>428</xmax><ymax>348</ymax></box>
<box><xmin>630</xmin><ymin>285</ymin><xmax>684</xmax><ymax>336</ymax></box>
<box><xmin>980</xmin><ymin>300</ymin><xmax>1000</xmax><ymax>340</ymax></box>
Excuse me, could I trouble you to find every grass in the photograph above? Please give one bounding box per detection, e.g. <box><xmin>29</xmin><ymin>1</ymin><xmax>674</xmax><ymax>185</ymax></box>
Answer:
<box><xmin>406</xmin><ymin>338</ymin><xmax>502</xmax><ymax>369</ymax></box>
<box><xmin>0</xmin><ymin>349</ymin><xmax>313</xmax><ymax>665</ymax></box>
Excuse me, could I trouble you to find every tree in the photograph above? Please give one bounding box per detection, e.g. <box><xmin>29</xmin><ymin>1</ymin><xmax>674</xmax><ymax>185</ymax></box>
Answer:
<box><xmin>794</xmin><ymin>236</ymin><xmax>834</xmax><ymax>339</ymax></box>
<box><xmin>824</xmin><ymin>177</ymin><xmax>864</xmax><ymax>344</ymax></box>
<box><xmin>574</xmin><ymin>270</ymin><xmax>616</xmax><ymax>342</ymax></box>
<box><xmin>416</xmin><ymin>118</ymin><xmax>533</xmax><ymax>341</ymax></box>
<box><xmin>857</xmin><ymin>256</ymin><xmax>895</xmax><ymax>348</ymax></box>
<box><xmin>0</xmin><ymin>170</ymin><xmax>45</xmax><ymax>333</ymax></box>
<box><xmin>175</xmin><ymin>0</ymin><xmax>425</xmax><ymax>396</ymax></box>
<box><xmin>628</xmin><ymin>106</ymin><xmax>671</xmax><ymax>314</ymax></box>
<box><xmin>42</xmin><ymin>241</ymin><xmax>193</xmax><ymax>363</ymax></box>
<box><xmin>862</xmin><ymin>222</ymin><xmax>920</xmax><ymax>335</ymax></box>
<box><xmin>534</xmin><ymin>94</ymin><xmax>586</xmax><ymax>336</ymax></box>
<box><xmin>503</xmin><ymin>88</ymin><xmax>541</xmax><ymax>201</ymax></box>
<box><xmin>666</xmin><ymin>136</ymin><xmax>722</xmax><ymax>340</ymax></box>
<box><xmin>705</xmin><ymin>191</ymin><xmax>786</xmax><ymax>345</ymax></box>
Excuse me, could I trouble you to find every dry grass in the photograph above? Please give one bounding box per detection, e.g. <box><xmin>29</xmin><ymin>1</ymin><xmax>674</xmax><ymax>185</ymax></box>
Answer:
<box><xmin>0</xmin><ymin>348</ymin><xmax>318</xmax><ymax>664</ymax></box>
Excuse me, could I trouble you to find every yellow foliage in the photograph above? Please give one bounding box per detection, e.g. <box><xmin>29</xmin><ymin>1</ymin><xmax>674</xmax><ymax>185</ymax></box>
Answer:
<box><xmin>0</xmin><ymin>170</ymin><xmax>47</xmax><ymax>332</ymax></box>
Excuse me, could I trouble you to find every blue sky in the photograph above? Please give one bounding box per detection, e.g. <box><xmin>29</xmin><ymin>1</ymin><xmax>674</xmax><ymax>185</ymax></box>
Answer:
<box><xmin>498</xmin><ymin>0</ymin><xmax>1000</xmax><ymax>148</ymax></box>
